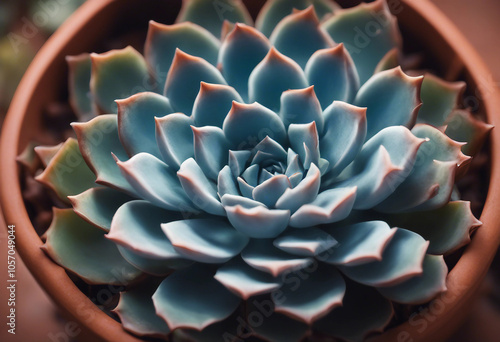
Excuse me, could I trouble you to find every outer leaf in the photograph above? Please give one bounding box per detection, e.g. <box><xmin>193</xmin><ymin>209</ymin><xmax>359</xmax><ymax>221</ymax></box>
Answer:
<box><xmin>383</xmin><ymin>201</ymin><xmax>481</xmax><ymax>255</ymax></box>
<box><xmin>377</xmin><ymin>254</ymin><xmax>448</xmax><ymax>304</ymax></box>
<box><xmin>256</xmin><ymin>0</ymin><xmax>340</xmax><ymax>37</ymax></box>
<box><xmin>322</xmin><ymin>0</ymin><xmax>401</xmax><ymax>83</ymax></box>
<box><xmin>314</xmin><ymin>281</ymin><xmax>394</xmax><ymax>342</ymax></box>
<box><xmin>43</xmin><ymin>209</ymin><xmax>141</xmax><ymax>285</ymax></box>
<box><xmin>152</xmin><ymin>264</ymin><xmax>241</xmax><ymax>330</ymax></box>
<box><xmin>269</xmin><ymin>6</ymin><xmax>334</xmax><ymax>69</ymax></box>
<box><xmin>114</xmin><ymin>280</ymin><xmax>170</xmax><ymax>337</ymax></box>
<box><xmin>90</xmin><ymin>46</ymin><xmax>151</xmax><ymax>113</ymax></box>
<box><xmin>155</xmin><ymin>113</ymin><xmax>194</xmax><ymax>170</ymax></box>
<box><xmin>144</xmin><ymin>21</ymin><xmax>220</xmax><ymax>91</ymax></box>
<box><xmin>273</xmin><ymin>228</ymin><xmax>338</xmax><ymax>257</ymax></box>
<box><xmin>72</xmin><ymin>115</ymin><xmax>136</xmax><ymax>195</ymax></box>
<box><xmin>225</xmin><ymin>205</ymin><xmax>290</xmax><ymax>239</ymax></box>
<box><xmin>354</xmin><ymin>67</ymin><xmax>423</xmax><ymax>139</ymax></box>
<box><xmin>176</xmin><ymin>0</ymin><xmax>253</xmax><ymax>38</ymax></box>
<box><xmin>417</xmin><ymin>73</ymin><xmax>465</xmax><ymax>126</ymax></box>
<box><xmin>35</xmin><ymin>138</ymin><xmax>96</xmax><ymax>203</ymax></box>
<box><xmin>445</xmin><ymin>109</ymin><xmax>494</xmax><ymax>156</ymax></box>
<box><xmin>67</xmin><ymin>53</ymin><xmax>94</xmax><ymax>120</ymax></box>
<box><xmin>218</xmin><ymin>23</ymin><xmax>271</xmax><ymax>101</ymax></box>
<box><xmin>68</xmin><ymin>187</ymin><xmax>134</xmax><ymax>232</ymax></box>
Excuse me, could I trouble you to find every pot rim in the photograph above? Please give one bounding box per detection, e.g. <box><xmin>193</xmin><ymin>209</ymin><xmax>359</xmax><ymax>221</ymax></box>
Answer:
<box><xmin>1</xmin><ymin>0</ymin><xmax>499</xmax><ymax>341</ymax></box>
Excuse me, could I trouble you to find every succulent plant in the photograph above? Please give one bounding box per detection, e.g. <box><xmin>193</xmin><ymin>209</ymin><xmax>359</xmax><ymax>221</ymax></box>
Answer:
<box><xmin>25</xmin><ymin>0</ymin><xmax>493</xmax><ymax>341</ymax></box>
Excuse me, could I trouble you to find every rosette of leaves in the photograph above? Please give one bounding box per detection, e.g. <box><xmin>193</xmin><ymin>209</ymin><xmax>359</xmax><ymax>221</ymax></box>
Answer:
<box><xmin>28</xmin><ymin>0</ymin><xmax>492</xmax><ymax>341</ymax></box>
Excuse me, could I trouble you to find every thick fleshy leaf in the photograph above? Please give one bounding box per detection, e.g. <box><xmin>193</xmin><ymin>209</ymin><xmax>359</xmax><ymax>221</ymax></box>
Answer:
<box><xmin>117</xmin><ymin>153</ymin><xmax>196</xmax><ymax>213</ymax></box>
<box><xmin>378</xmin><ymin>255</ymin><xmax>447</xmax><ymax>304</ymax></box>
<box><xmin>376</xmin><ymin>124</ymin><xmax>469</xmax><ymax>212</ymax></box>
<box><xmin>445</xmin><ymin>109</ymin><xmax>494</xmax><ymax>156</ymax></box>
<box><xmin>417</xmin><ymin>73</ymin><xmax>465</xmax><ymax>126</ymax></box>
<box><xmin>107</xmin><ymin>200</ymin><xmax>183</xmax><ymax>260</ymax></box>
<box><xmin>176</xmin><ymin>0</ymin><xmax>253</xmax><ymax>38</ymax></box>
<box><xmin>178</xmin><ymin>158</ymin><xmax>225</xmax><ymax>216</ymax></box>
<box><xmin>43</xmin><ymin>209</ymin><xmax>141</xmax><ymax>285</ymax></box>
<box><xmin>270</xmin><ymin>6</ymin><xmax>334</xmax><ymax>69</ymax></box>
<box><xmin>276</xmin><ymin>163</ymin><xmax>320</xmax><ymax>213</ymax></box>
<box><xmin>322</xmin><ymin>0</ymin><xmax>401</xmax><ymax>83</ymax></box>
<box><xmin>218</xmin><ymin>24</ymin><xmax>271</xmax><ymax>101</ymax></box>
<box><xmin>276</xmin><ymin>265</ymin><xmax>345</xmax><ymax>324</ymax></box>
<box><xmin>114</xmin><ymin>280</ymin><xmax>170</xmax><ymax>337</ymax></box>
<box><xmin>248</xmin><ymin>47</ymin><xmax>308</xmax><ymax>112</ymax></box>
<box><xmin>223</xmin><ymin>101</ymin><xmax>287</xmax><ymax>149</ymax></box>
<box><xmin>336</xmin><ymin>126</ymin><xmax>425</xmax><ymax>209</ymax></box>
<box><xmin>67</xmin><ymin>53</ymin><xmax>94</xmax><ymax>120</ymax></box>
<box><xmin>320</xmin><ymin>102</ymin><xmax>367</xmax><ymax>177</ymax></box>
<box><xmin>116</xmin><ymin>92</ymin><xmax>172</xmax><ymax>158</ymax></box>
<box><xmin>72</xmin><ymin>115</ymin><xmax>136</xmax><ymax>194</ymax></box>
<box><xmin>256</xmin><ymin>0</ymin><xmax>339</xmax><ymax>37</ymax></box>
<box><xmin>339</xmin><ymin>229</ymin><xmax>429</xmax><ymax>287</ymax></box>
<box><xmin>288</xmin><ymin>122</ymin><xmax>320</xmax><ymax>169</ymax></box>
<box><xmin>173</xmin><ymin>313</ymin><xmax>242</xmax><ymax>342</ymax></box>
<box><xmin>90</xmin><ymin>46</ymin><xmax>151</xmax><ymax>113</ymax></box>
<box><xmin>144</xmin><ymin>21</ymin><xmax>220</xmax><ymax>91</ymax></box>
<box><xmin>215</xmin><ymin>258</ymin><xmax>282</xmax><ymax>299</ymax></box>
<box><xmin>192</xmin><ymin>82</ymin><xmax>243</xmax><ymax>128</ymax></box>
<box><xmin>242</xmin><ymin>240</ymin><xmax>314</xmax><ymax>277</ymax></box>
<box><xmin>164</xmin><ymin>49</ymin><xmax>226</xmax><ymax>115</ymax></box>
<box><xmin>68</xmin><ymin>187</ymin><xmax>133</xmax><ymax>232</ymax></box>
<box><xmin>273</xmin><ymin>228</ymin><xmax>337</xmax><ymax>257</ymax></box>
<box><xmin>323</xmin><ymin>221</ymin><xmax>396</xmax><ymax>266</ymax></box>
<box><xmin>192</xmin><ymin>126</ymin><xmax>230</xmax><ymax>180</ymax></box>
<box><xmin>354</xmin><ymin>67</ymin><xmax>423</xmax><ymax>139</ymax></box>
<box><xmin>384</xmin><ymin>201</ymin><xmax>481</xmax><ymax>255</ymax></box>
<box><xmin>237</xmin><ymin>177</ymin><xmax>255</xmax><ymax>198</ymax></box>
<box><xmin>314</xmin><ymin>281</ymin><xmax>393</xmax><ymax>342</ymax></box>
<box><xmin>34</xmin><ymin>143</ymin><xmax>63</xmax><ymax>167</ymax></box>
<box><xmin>252</xmin><ymin>175</ymin><xmax>291</xmax><ymax>208</ymax></box>
<box><xmin>228</xmin><ymin>150</ymin><xmax>252</xmax><ymax>177</ymax></box>
<box><xmin>305</xmin><ymin>44</ymin><xmax>360</xmax><ymax>108</ymax></box>
<box><xmin>290</xmin><ymin>187</ymin><xmax>356</xmax><ymax>228</ymax></box>
<box><xmin>217</xmin><ymin>166</ymin><xmax>239</xmax><ymax>197</ymax></box>
<box><xmin>152</xmin><ymin>265</ymin><xmax>240</xmax><ymax>330</ymax></box>
<box><xmin>161</xmin><ymin>218</ymin><xmax>248</xmax><ymax>263</ymax></box>
<box><xmin>155</xmin><ymin>113</ymin><xmax>194</xmax><ymax>169</ymax></box>
<box><xmin>280</xmin><ymin>87</ymin><xmax>324</xmax><ymax>133</ymax></box>
<box><xmin>225</xmin><ymin>205</ymin><xmax>290</xmax><ymax>239</ymax></box>
<box><xmin>35</xmin><ymin>138</ymin><xmax>96</xmax><ymax>203</ymax></box>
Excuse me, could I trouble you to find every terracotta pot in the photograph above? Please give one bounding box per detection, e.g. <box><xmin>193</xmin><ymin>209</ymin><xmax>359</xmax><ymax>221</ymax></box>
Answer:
<box><xmin>1</xmin><ymin>0</ymin><xmax>499</xmax><ymax>341</ymax></box>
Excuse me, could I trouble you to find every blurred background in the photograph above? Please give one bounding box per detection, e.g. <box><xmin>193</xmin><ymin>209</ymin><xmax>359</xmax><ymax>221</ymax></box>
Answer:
<box><xmin>0</xmin><ymin>0</ymin><xmax>499</xmax><ymax>341</ymax></box>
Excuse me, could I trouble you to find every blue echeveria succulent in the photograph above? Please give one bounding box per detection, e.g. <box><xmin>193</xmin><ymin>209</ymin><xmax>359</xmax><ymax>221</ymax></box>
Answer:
<box><xmin>29</xmin><ymin>0</ymin><xmax>493</xmax><ymax>341</ymax></box>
